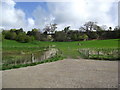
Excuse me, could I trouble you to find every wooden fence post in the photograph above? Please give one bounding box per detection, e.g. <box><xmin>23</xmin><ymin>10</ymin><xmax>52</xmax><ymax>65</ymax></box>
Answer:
<box><xmin>44</xmin><ymin>52</ymin><xmax>46</xmax><ymax>60</ymax></box>
<box><xmin>14</xmin><ymin>60</ymin><xmax>16</xmax><ymax>65</ymax></box>
<box><xmin>97</xmin><ymin>51</ymin><xmax>99</xmax><ymax>58</ymax></box>
<box><xmin>88</xmin><ymin>50</ymin><xmax>89</xmax><ymax>58</ymax></box>
<box><xmin>31</xmin><ymin>53</ymin><xmax>35</xmax><ymax>63</ymax></box>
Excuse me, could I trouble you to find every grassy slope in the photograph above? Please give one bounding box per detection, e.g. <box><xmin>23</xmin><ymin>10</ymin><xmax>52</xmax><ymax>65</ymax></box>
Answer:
<box><xmin>2</xmin><ymin>39</ymin><xmax>119</xmax><ymax>58</ymax></box>
<box><xmin>55</xmin><ymin>39</ymin><xmax>118</xmax><ymax>58</ymax></box>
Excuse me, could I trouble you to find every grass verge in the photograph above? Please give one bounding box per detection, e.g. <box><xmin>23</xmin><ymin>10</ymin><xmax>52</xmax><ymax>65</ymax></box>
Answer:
<box><xmin>2</xmin><ymin>55</ymin><xmax>64</xmax><ymax>70</ymax></box>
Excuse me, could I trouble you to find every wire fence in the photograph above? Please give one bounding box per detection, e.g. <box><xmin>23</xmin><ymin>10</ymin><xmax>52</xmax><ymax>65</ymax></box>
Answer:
<box><xmin>2</xmin><ymin>48</ymin><xmax>60</xmax><ymax>67</ymax></box>
<box><xmin>78</xmin><ymin>48</ymin><xmax>120</xmax><ymax>60</ymax></box>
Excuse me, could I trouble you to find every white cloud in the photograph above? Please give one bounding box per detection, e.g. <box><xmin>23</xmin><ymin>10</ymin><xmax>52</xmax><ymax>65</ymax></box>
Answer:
<box><xmin>1</xmin><ymin>0</ymin><xmax>25</xmax><ymax>29</ymax></box>
<box><xmin>1</xmin><ymin>0</ymin><xmax>35</xmax><ymax>31</ymax></box>
<box><xmin>3</xmin><ymin>0</ymin><xmax>15</xmax><ymax>6</ymax></box>
<box><xmin>28</xmin><ymin>18</ymin><xmax>35</xmax><ymax>26</ymax></box>
<box><xmin>26</xmin><ymin>18</ymin><xmax>35</xmax><ymax>31</ymax></box>
<box><xmin>32</xmin><ymin>0</ymin><xmax>117</xmax><ymax>30</ymax></box>
<box><xmin>1</xmin><ymin>0</ymin><xmax>118</xmax><ymax>31</ymax></box>
<box><xmin>32</xmin><ymin>6</ymin><xmax>55</xmax><ymax>29</ymax></box>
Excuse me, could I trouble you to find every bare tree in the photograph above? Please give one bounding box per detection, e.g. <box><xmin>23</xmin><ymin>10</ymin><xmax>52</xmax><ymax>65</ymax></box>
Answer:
<box><xmin>109</xmin><ymin>27</ymin><xmax>112</xmax><ymax>31</ymax></box>
<box><xmin>101</xmin><ymin>25</ymin><xmax>108</xmax><ymax>31</ymax></box>
<box><xmin>50</xmin><ymin>23</ymin><xmax>57</xmax><ymax>34</ymax></box>
<box><xmin>114</xmin><ymin>26</ymin><xmax>120</xmax><ymax>31</ymax></box>
<box><xmin>43</xmin><ymin>25</ymin><xmax>51</xmax><ymax>34</ymax></box>
<box><xmin>43</xmin><ymin>23</ymin><xmax>57</xmax><ymax>34</ymax></box>
<box><xmin>79</xmin><ymin>21</ymin><xmax>97</xmax><ymax>32</ymax></box>
<box><xmin>64</xmin><ymin>26</ymin><xmax>70</xmax><ymax>34</ymax></box>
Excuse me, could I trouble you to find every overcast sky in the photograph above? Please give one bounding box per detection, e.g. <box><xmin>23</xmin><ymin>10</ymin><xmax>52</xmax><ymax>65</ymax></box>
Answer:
<box><xmin>0</xmin><ymin>0</ymin><xmax>118</xmax><ymax>31</ymax></box>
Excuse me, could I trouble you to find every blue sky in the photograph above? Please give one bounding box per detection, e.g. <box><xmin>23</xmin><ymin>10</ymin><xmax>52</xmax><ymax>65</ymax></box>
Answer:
<box><xmin>15</xmin><ymin>2</ymin><xmax>48</xmax><ymax>19</ymax></box>
<box><xmin>1</xmin><ymin>0</ymin><xmax>118</xmax><ymax>31</ymax></box>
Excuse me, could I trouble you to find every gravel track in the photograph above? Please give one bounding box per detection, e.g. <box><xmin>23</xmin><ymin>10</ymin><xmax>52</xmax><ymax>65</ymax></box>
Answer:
<box><xmin>2</xmin><ymin>59</ymin><xmax>118</xmax><ymax>88</ymax></box>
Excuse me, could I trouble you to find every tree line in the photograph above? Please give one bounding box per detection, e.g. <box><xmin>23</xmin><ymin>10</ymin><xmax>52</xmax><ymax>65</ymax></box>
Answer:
<box><xmin>2</xmin><ymin>21</ymin><xmax>120</xmax><ymax>43</ymax></box>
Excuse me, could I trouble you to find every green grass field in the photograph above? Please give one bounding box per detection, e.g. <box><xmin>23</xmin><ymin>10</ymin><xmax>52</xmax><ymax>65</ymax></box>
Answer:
<box><xmin>2</xmin><ymin>39</ymin><xmax>119</xmax><ymax>58</ymax></box>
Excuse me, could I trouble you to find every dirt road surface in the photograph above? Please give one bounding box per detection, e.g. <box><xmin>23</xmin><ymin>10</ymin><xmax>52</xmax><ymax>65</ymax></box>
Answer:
<box><xmin>2</xmin><ymin>59</ymin><xmax>118</xmax><ymax>88</ymax></box>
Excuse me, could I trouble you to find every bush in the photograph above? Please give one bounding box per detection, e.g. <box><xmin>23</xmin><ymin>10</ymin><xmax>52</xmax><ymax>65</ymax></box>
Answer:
<box><xmin>16</xmin><ymin>33</ymin><xmax>26</xmax><ymax>42</ymax></box>
<box><xmin>82</xmin><ymin>34</ymin><xmax>88</xmax><ymax>41</ymax></box>
<box><xmin>4</xmin><ymin>31</ymin><xmax>17</xmax><ymax>40</ymax></box>
<box><xmin>54</xmin><ymin>31</ymin><xmax>68</xmax><ymax>41</ymax></box>
<box><xmin>16</xmin><ymin>33</ymin><xmax>34</xmax><ymax>43</ymax></box>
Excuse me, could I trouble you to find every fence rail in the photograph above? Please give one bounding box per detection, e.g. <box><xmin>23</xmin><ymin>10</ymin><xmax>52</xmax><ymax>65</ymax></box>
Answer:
<box><xmin>78</xmin><ymin>48</ymin><xmax>120</xmax><ymax>60</ymax></box>
<box><xmin>2</xmin><ymin>48</ymin><xmax>60</xmax><ymax>66</ymax></box>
